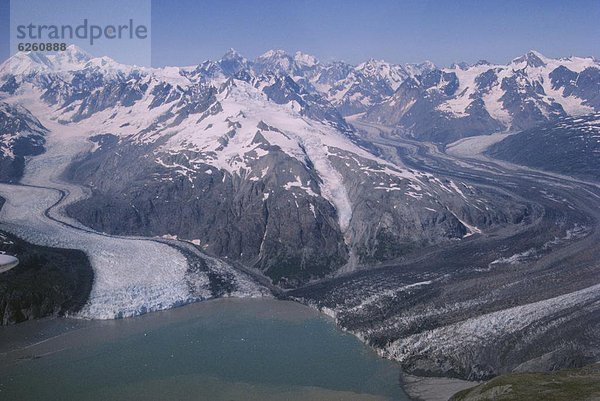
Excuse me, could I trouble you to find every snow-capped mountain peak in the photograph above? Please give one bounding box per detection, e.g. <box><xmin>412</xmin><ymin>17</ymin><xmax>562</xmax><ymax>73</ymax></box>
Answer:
<box><xmin>403</xmin><ymin>60</ymin><xmax>437</xmax><ymax>77</ymax></box>
<box><xmin>2</xmin><ymin>47</ymin><xmax>598</xmax><ymax>148</ymax></box>
<box><xmin>364</xmin><ymin>49</ymin><xmax>599</xmax><ymax>143</ymax></box>
<box><xmin>220</xmin><ymin>48</ymin><xmax>248</xmax><ymax>64</ymax></box>
<box><xmin>0</xmin><ymin>45</ymin><xmax>129</xmax><ymax>78</ymax></box>
<box><xmin>61</xmin><ymin>44</ymin><xmax>93</xmax><ymax>65</ymax></box>
<box><xmin>258</xmin><ymin>49</ymin><xmax>287</xmax><ymax>59</ymax></box>
<box><xmin>294</xmin><ymin>51</ymin><xmax>319</xmax><ymax>68</ymax></box>
<box><xmin>356</xmin><ymin>58</ymin><xmax>409</xmax><ymax>90</ymax></box>
<box><xmin>0</xmin><ymin>44</ymin><xmax>94</xmax><ymax>77</ymax></box>
<box><xmin>450</xmin><ymin>61</ymin><xmax>470</xmax><ymax>70</ymax></box>
<box><xmin>511</xmin><ymin>50</ymin><xmax>548</xmax><ymax>68</ymax></box>
<box><xmin>217</xmin><ymin>48</ymin><xmax>250</xmax><ymax>76</ymax></box>
<box><xmin>253</xmin><ymin>49</ymin><xmax>297</xmax><ymax>75</ymax></box>
<box><xmin>222</xmin><ymin>48</ymin><xmax>243</xmax><ymax>58</ymax></box>
<box><xmin>0</xmin><ymin>52</ymin><xmax>54</xmax><ymax>76</ymax></box>
<box><xmin>253</xmin><ymin>49</ymin><xmax>321</xmax><ymax>80</ymax></box>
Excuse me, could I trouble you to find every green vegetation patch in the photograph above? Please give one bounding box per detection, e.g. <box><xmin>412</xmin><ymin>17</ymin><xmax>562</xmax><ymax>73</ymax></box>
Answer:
<box><xmin>450</xmin><ymin>364</ymin><xmax>600</xmax><ymax>401</ymax></box>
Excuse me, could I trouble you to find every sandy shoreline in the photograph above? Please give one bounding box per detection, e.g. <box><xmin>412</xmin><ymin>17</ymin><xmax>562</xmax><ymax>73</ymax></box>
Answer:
<box><xmin>400</xmin><ymin>374</ymin><xmax>479</xmax><ymax>401</ymax></box>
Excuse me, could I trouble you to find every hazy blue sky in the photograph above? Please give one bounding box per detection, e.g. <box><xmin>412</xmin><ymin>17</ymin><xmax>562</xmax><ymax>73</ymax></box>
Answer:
<box><xmin>1</xmin><ymin>0</ymin><xmax>599</xmax><ymax>67</ymax></box>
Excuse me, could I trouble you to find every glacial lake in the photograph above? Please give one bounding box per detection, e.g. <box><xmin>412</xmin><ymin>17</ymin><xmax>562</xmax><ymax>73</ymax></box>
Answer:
<box><xmin>0</xmin><ymin>298</ymin><xmax>410</xmax><ymax>400</ymax></box>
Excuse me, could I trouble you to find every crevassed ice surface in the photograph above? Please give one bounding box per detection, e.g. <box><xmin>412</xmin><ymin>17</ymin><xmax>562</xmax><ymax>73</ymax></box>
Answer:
<box><xmin>0</xmin><ymin>99</ymin><xmax>257</xmax><ymax>319</ymax></box>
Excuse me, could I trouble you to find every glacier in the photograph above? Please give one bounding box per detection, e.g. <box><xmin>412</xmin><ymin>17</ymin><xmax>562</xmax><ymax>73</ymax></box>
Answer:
<box><xmin>0</xmin><ymin>97</ymin><xmax>268</xmax><ymax>319</ymax></box>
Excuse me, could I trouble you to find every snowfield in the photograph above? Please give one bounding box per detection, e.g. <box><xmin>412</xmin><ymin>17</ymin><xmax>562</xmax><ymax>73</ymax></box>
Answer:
<box><xmin>437</xmin><ymin>51</ymin><xmax>597</xmax><ymax>124</ymax></box>
<box><xmin>446</xmin><ymin>132</ymin><xmax>514</xmax><ymax>158</ymax></box>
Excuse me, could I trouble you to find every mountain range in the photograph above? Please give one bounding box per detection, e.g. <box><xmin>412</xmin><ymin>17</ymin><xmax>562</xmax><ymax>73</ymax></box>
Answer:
<box><xmin>180</xmin><ymin>47</ymin><xmax>599</xmax><ymax>143</ymax></box>
<box><xmin>0</xmin><ymin>46</ymin><xmax>597</xmax><ymax>287</ymax></box>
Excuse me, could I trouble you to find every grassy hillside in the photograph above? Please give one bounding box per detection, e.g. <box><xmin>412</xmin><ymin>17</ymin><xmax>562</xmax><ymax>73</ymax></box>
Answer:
<box><xmin>450</xmin><ymin>364</ymin><xmax>600</xmax><ymax>401</ymax></box>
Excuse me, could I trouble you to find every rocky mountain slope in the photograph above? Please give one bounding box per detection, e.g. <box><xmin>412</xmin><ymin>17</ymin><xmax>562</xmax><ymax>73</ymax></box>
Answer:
<box><xmin>365</xmin><ymin>51</ymin><xmax>600</xmax><ymax>143</ymax></box>
<box><xmin>0</xmin><ymin>101</ymin><xmax>47</xmax><ymax>182</ymax></box>
<box><xmin>288</xmin><ymin>111</ymin><xmax>600</xmax><ymax>381</ymax></box>
<box><xmin>488</xmin><ymin>112</ymin><xmax>600</xmax><ymax>181</ymax></box>
<box><xmin>0</xmin><ymin>227</ymin><xmax>93</xmax><ymax>324</ymax></box>
<box><xmin>250</xmin><ymin>49</ymin><xmax>436</xmax><ymax>116</ymax></box>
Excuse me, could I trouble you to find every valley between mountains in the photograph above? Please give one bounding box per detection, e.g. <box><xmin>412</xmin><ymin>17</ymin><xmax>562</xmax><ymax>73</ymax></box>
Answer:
<box><xmin>0</xmin><ymin>46</ymin><xmax>598</xmax><ymax>382</ymax></box>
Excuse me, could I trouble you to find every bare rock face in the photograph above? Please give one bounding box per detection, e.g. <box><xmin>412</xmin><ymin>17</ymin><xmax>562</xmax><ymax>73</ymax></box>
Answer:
<box><xmin>0</xmin><ymin>227</ymin><xmax>93</xmax><ymax>325</ymax></box>
<box><xmin>488</xmin><ymin>112</ymin><xmax>600</xmax><ymax>181</ymax></box>
<box><xmin>66</xmin><ymin>138</ymin><xmax>349</xmax><ymax>287</ymax></box>
<box><xmin>0</xmin><ymin>102</ymin><xmax>47</xmax><ymax>182</ymax></box>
